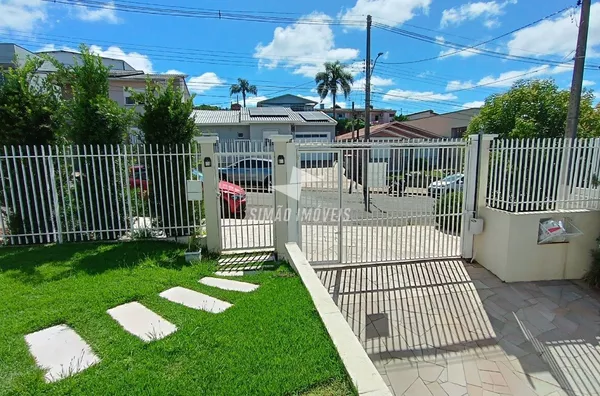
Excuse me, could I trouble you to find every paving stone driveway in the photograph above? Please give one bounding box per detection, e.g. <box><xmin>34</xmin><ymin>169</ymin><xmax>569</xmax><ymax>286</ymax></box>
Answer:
<box><xmin>318</xmin><ymin>260</ymin><xmax>600</xmax><ymax>396</ymax></box>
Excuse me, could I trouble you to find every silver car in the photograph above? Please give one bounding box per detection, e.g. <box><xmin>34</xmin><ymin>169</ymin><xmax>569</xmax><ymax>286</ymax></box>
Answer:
<box><xmin>219</xmin><ymin>158</ymin><xmax>273</xmax><ymax>190</ymax></box>
<box><xmin>428</xmin><ymin>173</ymin><xmax>464</xmax><ymax>196</ymax></box>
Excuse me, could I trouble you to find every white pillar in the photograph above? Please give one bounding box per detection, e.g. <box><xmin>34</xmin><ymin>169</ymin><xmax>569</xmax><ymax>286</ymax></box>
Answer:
<box><xmin>286</xmin><ymin>141</ymin><xmax>300</xmax><ymax>245</ymax></box>
<box><xmin>462</xmin><ymin>134</ymin><xmax>496</xmax><ymax>259</ymax></box>
<box><xmin>197</xmin><ymin>136</ymin><xmax>221</xmax><ymax>253</ymax></box>
<box><xmin>271</xmin><ymin>135</ymin><xmax>293</xmax><ymax>257</ymax></box>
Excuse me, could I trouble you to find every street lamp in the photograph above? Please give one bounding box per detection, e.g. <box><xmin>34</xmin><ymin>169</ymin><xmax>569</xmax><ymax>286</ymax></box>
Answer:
<box><xmin>371</xmin><ymin>52</ymin><xmax>384</xmax><ymax>78</ymax></box>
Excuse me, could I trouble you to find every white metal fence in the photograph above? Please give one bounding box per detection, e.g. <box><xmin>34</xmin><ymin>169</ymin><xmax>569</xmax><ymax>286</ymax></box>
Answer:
<box><xmin>487</xmin><ymin>138</ymin><xmax>600</xmax><ymax>212</ymax></box>
<box><xmin>0</xmin><ymin>144</ymin><xmax>204</xmax><ymax>245</ymax></box>
<box><xmin>297</xmin><ymin>139</ymin><xmax>469</xmax><ymax>264</ymax></box>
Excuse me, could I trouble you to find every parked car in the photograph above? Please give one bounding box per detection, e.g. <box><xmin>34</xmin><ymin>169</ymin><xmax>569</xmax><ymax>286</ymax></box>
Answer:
<box><xmin>192</xmin><ymin>169</ymin><xmax>247</xmax><ymax>219</ymax></box>
<box><xmin>428</xmin><ymin>173</ymin><xmax>464</xmax><ymax>197</ymax></box>
<box><xmin>129</xmin><ymin>165</ymin><xmax>149</xmax><ymax>190</ymax></box>
<box><xmin>219</xmin><ymin>158</ymin><xmax>273</xmax><ymax>191</ymax></box>
<box><xmin>130</xmin><ymin>166</ymin><xmax>247</xmax><ymax>219</ymax></box>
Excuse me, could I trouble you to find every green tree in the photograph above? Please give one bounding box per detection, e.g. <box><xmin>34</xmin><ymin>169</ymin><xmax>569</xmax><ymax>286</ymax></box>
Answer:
<box><xmin>50</xmin><ymin>46</ymin><xmax>132</xmax><ymax>144</ymax></box>
<box><xmin>315</xmin><ymin>61</ymin><xmax>354</xmax><ymax>121</ymax></box>
<box><xmin>229</xmin><ymin>78</ymin><xmax>257</xmax><ymax>108</ymax></box>
<box><xmin>131</xmin><ymin>79</ymin><xmax>198</xmax><ymax>236</ymax></box>
<box><xmin>394</xmin><ymin>114</ymin><xmax>408</xmax><ymax>122</ymax></box>
<box><xmin>0</xmin><ymin>57</ymin><xmax>64</xmax><ymax>243</ymax></box>
<box><xmin>467</xmin><ymin>79</ymin><xmax>600</xmax><ymax>138</ymax></box>
<box><xmin>48</xmin><ymin>45</ymin><xmax>133</xmax><ymax>240</ymax></box>
<box><xmin>194</xmin><ymin>104</ymin><xmax>221</xmax><ymax>110</ymax></box>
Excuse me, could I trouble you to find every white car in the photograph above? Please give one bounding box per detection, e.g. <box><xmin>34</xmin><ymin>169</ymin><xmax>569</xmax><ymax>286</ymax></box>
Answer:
<box><xmin>428</xmin><ymin>174</ymin><xmax>464</xmax><ymax>196</ymax></box>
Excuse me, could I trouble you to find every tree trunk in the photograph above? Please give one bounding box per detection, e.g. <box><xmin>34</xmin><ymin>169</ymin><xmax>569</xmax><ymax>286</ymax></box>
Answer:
<box><xmin>242</xmin><ymin>92</ymin><xmax>246</xmax><ymax>108</ymax></box>
<box><xmin>332</xmin><ymin>95</ymin><xmax>336</xmax><ymax>125</ymax></box>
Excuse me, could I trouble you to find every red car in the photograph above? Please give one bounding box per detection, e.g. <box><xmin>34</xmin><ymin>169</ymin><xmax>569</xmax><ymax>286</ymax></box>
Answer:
<box><xmin>129</xmin><ymin>166</ymin><xmax>247</xmax><ymax>219</ymax></box>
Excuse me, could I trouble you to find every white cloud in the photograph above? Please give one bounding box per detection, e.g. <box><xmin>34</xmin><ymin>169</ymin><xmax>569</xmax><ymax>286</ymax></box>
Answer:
<box><xmin>583</xmin><ymin>80</ymin><xmax>596</xmax><ymax>87</ymax></box>
<box><xmin>463</xmin><ymin>101</ymin><xmax>485</xmax><ymax>108</ymax></box>
<box><xmin>241</xmin><ymin>96</ymin><xmax>268</xmax><ymax>107</ymax></box>
<box><xmin>339</xmin><ymin>0</ymin><xmax>431</xmax><ymax>28</ymax></box>
<box><xmin>187</xmin><ymin>72</ymin><xmax>225</xmax><ymax>94</ymax></box>
<box><xmin>88</xmin><ymin>45</ymin><xmax>153</xmax><ymax>73</ymax></box>
<box><xmin>352</xmin><ymin>75</ymin><xmax>394</xmax><ymax>91</ymax></box>
<box><xmin>165</xmin><ymin>69</ymin><xmax>184</xmax><ymax>75</ymax></box>
<box><xmin>417</xmin><ymin>70</ymin><xmax>435</xmax><ymax>78</ymax></box>
<box><xmin>444</xmin><ymin>64</ymin><xmax>571</xmax><ymax>91</ymax></box>
<box><xmin>254</xmin><ymin>12</ymin><xmax>359</xmax><ymax>78</ymax></box>
<box><xmin>74</xmin><ymin>1</ymin><xmax>119</xmax><ymax>23</ymax></box>
<box><xmin>0</xmin><ymin>0</ymin><xmax>46</xmax><ymax>31</ymax></box>
<box><xmin>508</xmin><ymin>4</ymin><xmax>600</xmax><ymax>58</ymax></box>
<box><xmin>382</xmin><ymin>89</ymin><xmax>458</xmax><ymax>102</ymax></box>
<box><xmin>440</xmin><ymin>0</ymin><xmax>516</xmax><ymax>28</ymax></box>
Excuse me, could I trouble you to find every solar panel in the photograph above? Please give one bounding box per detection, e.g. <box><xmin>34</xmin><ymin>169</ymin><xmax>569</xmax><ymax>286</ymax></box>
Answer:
<box><xmin>300</xmin><ymin>112</ymin><xmax>331</xmax><ymax>122</ymax></box>
<box><xmin>248</xmin><ymin>107</ymin><xmax>289</xmax><ymax>117</ymax></box>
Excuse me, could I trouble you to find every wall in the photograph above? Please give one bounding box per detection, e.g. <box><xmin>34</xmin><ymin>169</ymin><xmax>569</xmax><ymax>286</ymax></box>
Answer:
<box><xmin>195</xmin><ymin>125</ymin><xmax>249</xmax><ymax>140</ymax></box>
<box><xmin>44</xmin><ymin>51</ymin><xmax>134</xmax><ymax>70</ymax></box>
<box><xmin>249</xmin><ymin>123</ymin><xmax>291</xmax><ymax>141</ymax></box>
<box><xmin>402</xmin><ymin>108</ymin><xmax>480</xmax><ymax>137</ymax></box>
<box><xmin>474</xmin><ymin>207</ymin><xmax>600</xmax><ymax>282</ymax></box>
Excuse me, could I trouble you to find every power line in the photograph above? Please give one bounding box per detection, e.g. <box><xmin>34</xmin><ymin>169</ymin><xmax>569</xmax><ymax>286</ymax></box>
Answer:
<box><xmin>43</xmin><ymin>0</ymin><xmax>366</xmax><ymax>26</ymax></box>
<box><xmin>373</xmin><ymin>20</ymin><xmax>600</xmax><ymax>71</ymax></box>
<box><xmin>375</xmin><ymin>6</ymin><xmax>575</xmax><ymax>64</ymax></box>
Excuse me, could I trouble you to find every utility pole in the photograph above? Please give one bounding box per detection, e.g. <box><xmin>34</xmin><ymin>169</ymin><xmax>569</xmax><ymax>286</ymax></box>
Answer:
<box><xmin>565</xmin><ymin>0</ymin><xmax>591</xmax><ymax>139</ymax></box>
<box><xmin>351</xmin><ymin>101</ymin><xmax>355</xmax><ymax>140</ymax></box>
<box><xmin>363</xmin><ymin>14</ymin><xmax>372</xmax><ymax>212</ymax></box>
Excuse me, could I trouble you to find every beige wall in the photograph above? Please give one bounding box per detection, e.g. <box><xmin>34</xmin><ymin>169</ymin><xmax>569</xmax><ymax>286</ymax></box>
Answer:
<box><xmin>402</xmin><ymin>108</ymin><xmax>480</xmax><ymax>137</ymax></box>
<box><xmin>474</xmin><ymin>208</ymin><xmax>600</xmax><ymax>282</ymax></box>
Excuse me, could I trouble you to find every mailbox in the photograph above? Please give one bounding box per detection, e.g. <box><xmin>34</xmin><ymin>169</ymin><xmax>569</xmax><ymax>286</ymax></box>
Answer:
<box><xmin>186</xmin><ymin>180</ymin><xmax>203</xmax><ymax>201</ymax></box>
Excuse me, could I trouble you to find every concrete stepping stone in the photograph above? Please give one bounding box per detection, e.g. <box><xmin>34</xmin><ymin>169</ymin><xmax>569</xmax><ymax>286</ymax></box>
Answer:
<box><xmin>159</xmin><ymin>286</ymin><xmax>232</xmax><ymax>313</ymax></box>
<box><xmin>199</xmin><ymin>277</ymin><xmax>259</xmax><ymax>293</ymax></box>
<box><xmin>107</xmin><ymin>302</ymin><xmax>177</xmax><ymax>342</ymax></box>
<box><xmin>24</xmin><ymin>324</ymin><xmax>100</xmax><ymax>383</ymax></box>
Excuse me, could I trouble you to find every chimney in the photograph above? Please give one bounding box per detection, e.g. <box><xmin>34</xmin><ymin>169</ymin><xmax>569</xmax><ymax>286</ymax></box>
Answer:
<box><xmin>320</xmin><ymin>103</ymin><xmax>324</xmax><ymax>110</ymax></box>
<box><xmin>231</xmin><ymin>103</ymin><xmax>241</xmax><ymax>110</ymax></box>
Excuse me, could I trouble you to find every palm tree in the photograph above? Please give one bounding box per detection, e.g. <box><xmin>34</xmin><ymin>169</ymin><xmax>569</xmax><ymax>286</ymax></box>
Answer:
<box><xmin>229</xmin><ymin>78</ymin><xmax>257</xmax><ymax>108</ymax></box>
<box><xmin>315</xmin><ymin>61</ymin><xmax>354</xmax><ymax>121</ymax></box>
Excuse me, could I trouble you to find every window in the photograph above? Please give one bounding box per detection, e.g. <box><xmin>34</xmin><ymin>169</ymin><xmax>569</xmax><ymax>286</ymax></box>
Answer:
<box><xmin>389</xmin><ymin>113</ymin><xmax>394</xmax><ymax>118</ymax></box>
<box><xmin>375</xmin><ymin>115</ymin><xmax>380</xmax><ymax>122</ymax></box>
<box><xmin>451</xmin><ymin>126</ymin><xmax>467</xmax><ymax>138</ymax></box>
<box><xmin>123</xmin><ymin>87</ymin><xmax>143</xmax><ymax>106</ymax></box>
<box><xmin>237</xmin><ymin>132</ymin><xmax>244</xmax><ymax>138</ymax></box>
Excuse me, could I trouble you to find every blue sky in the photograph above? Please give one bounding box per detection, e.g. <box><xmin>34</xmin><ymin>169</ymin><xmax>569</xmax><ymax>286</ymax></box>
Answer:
<box><xmin>2</xmin><ymin>0</ymin><xmax>599</xmax><ymax>114</ymax></box>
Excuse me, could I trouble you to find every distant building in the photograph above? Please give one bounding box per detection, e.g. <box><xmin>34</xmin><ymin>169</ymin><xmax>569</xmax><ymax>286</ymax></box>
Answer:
<box><xmin>257</xmin><ymin>94</ymin><xmax>318</xmax><ymax>111</ymax></box>
<box><xmin>401</xmin><ymin>108</ymin><xmax>481</xmax><ymax>138</ymax></box>
<box><xmin>316</xmin><ymin>104</ymin><xmax>397</xmax><ymax>124</ymax></box>
<box><xmin>336</xmin><ymin>121</ymin><xmax>439</xmax><ymax>141</ymax></box>
<box><xmin>193</xmin><ymin>107</ymin><xmax>336</xmax><ymax>143</ymax></box>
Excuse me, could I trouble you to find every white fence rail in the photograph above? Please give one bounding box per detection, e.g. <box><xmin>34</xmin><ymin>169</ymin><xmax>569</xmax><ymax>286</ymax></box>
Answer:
<box><xmin>0</xmin><ymin>144</ymin><xmax>204</xmax><ymax>245</ymax></box>
<box><xmin>487</xmin><ymin>138</ymin><xmax>600</xmax><ymax>212</ymax></box>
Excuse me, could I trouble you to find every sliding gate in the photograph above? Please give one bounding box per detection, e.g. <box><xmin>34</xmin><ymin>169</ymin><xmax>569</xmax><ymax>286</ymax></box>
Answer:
<box><xmin>297</xmin><ymin>139</ymin><xmax>470</xmax><ymax>265</ymax></box>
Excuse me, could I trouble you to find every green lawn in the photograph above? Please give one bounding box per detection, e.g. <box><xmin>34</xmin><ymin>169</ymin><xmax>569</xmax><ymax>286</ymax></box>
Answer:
<box><xmin>0</xmin><ymin>242</ymin><xmax>353</xmax><ymax>395</ymax></box>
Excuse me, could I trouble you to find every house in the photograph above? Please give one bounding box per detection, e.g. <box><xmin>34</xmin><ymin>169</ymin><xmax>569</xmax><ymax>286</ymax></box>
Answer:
<box><xmin>401</xmin><ymin>108</ymin><xmax>481</xmax><ymax>138</ymax></box>
<box><xmin>316</xmin><ymin>104</ymin><xmax>397</xmax><ymax>124</ymax></box>
<box><xmin>193</xmin><ymin>107</ymin><xmax>336</xmax><ymax>143</ymax></box>
<box><xmin>36</xmin><ymin>49</ymin><xmax>191</xmax><ymax>109</ymax></box>
<box><xmin>336</xmin><ymin>121</ymin><xmax>439</xmax><ymax>142</ymax></box>
<box><xmin>405</xmin><ymin>110</ymin><xmax>437</xmax><ymax>120</ymax></box>
<box><xmin>0</xmin><ymin>43</ymin><xmax>56</xmax><ymax>72</ymax></box>
<box><xmin>257</xmin><ymin>94</ymin><xmax>318</xmax><ymax>111</ymax></box>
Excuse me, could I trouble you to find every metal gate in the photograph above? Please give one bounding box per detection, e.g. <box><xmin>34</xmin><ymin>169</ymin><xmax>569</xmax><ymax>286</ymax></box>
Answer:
<box><xmin>297</xmin><ymin>139</ymin><xmax>470</xmax><ymax>265</ymax></box>
<box><xmin>215</xmin><ymin>141</ymin><xmax>275</xmax><ymax>252</ymax></box>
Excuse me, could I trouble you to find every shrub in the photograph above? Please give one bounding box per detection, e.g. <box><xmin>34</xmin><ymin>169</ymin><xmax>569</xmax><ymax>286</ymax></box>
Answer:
<box><xmin>435</xmin><ymin>192</ymin><xmax>463</xmax><ymax>233</ymax></box>
<box><xmin>583</xmin><ymin>238</ymin><xmax>600</xmax><ymax>289</ymax></box>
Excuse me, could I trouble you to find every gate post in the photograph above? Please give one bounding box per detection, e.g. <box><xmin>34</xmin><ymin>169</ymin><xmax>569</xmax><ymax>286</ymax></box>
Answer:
<box><xmin>286</xmin><ymin>141</ymin><xmax>300</xmax><ymax>245</ymax></box>
<box><xmin>462</xmin><ymin>134</ymin><xmax>496</xmax><ymax>259</ymax></box>
<box><xmin>271</xmin><ymin>135</ymin><xmax>293</xmax><ymax>257</ymax></box>
<box><xmin>197</xmin><ymin>136</ymin><xmax>221</xmax><ymax>253</ymax></box>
